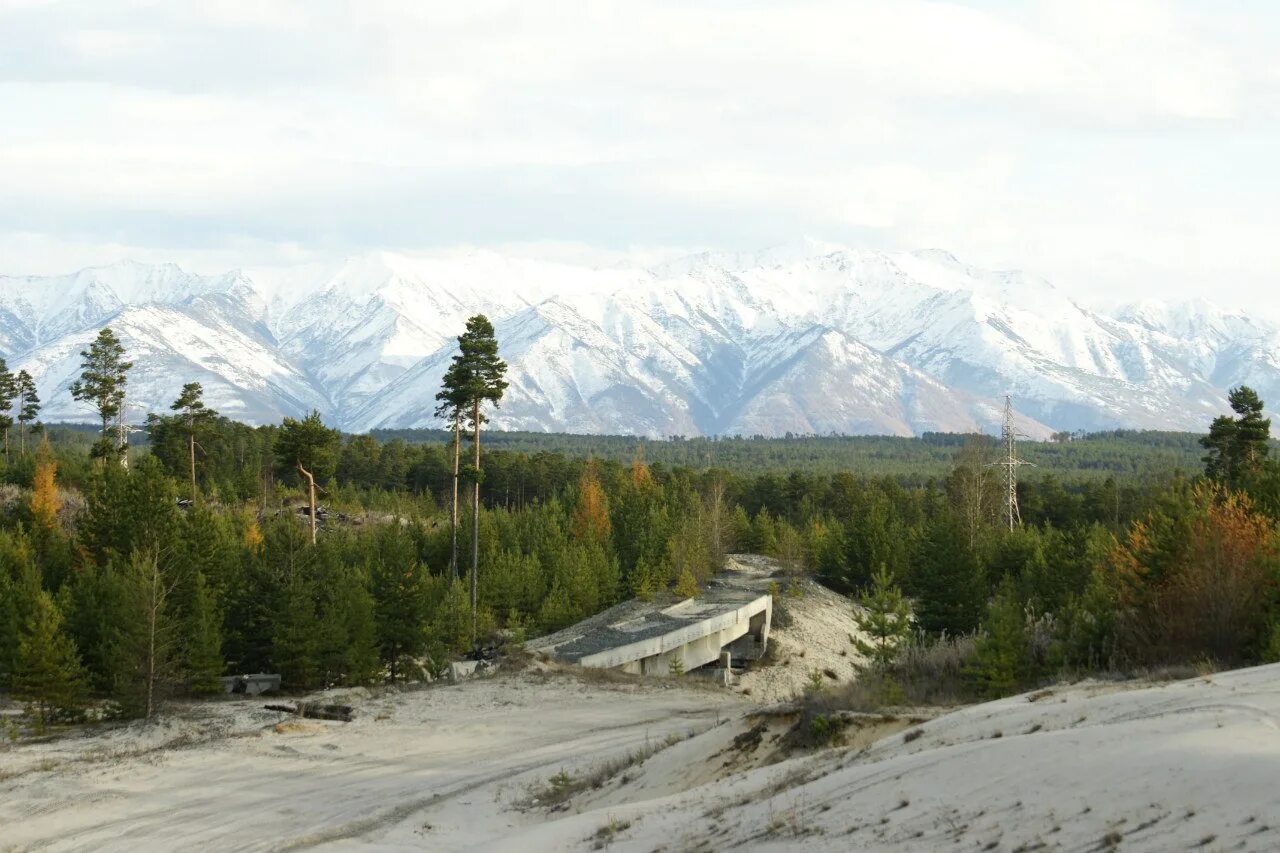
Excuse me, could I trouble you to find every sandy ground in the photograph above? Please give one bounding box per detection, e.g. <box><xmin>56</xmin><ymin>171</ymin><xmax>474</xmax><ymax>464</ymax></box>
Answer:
<box><xmin>6</xmin><ymin>663</ymin><xmax>1280</xmax><ymax>851</ymax></box>
<box><xmin>0</xmin><ymin>671</ymin><xmax>744</xmax><ymax>852</ymax></box>
<box><xmin>6</xmin><ymin>558</ymin><xmax>1279</xmax><ymax>853</ymax></box>
<box><xmin>724</xmin><ymin>555</ymin><xmax>868</xmax><ymax>704</ymax></box>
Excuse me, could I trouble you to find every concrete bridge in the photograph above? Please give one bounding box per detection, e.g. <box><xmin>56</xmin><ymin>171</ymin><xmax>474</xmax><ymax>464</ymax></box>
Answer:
<box><xmin>529</xmin><ymin>562</ymin><xmax>773</xmax><ymax>676</ymax></box>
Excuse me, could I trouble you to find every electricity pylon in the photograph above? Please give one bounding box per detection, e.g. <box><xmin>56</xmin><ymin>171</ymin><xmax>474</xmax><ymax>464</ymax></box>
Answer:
<box><xmin>991</xmin><ymin>395</ymin><xmax>1034</xmax><ymax>531</ymax></box>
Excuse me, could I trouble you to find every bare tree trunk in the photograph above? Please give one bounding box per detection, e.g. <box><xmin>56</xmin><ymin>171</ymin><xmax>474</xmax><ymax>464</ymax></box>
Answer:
<box><xmin>707</xmin><ymin>478</ymin><xmax>727</xmax><ymax>566</ymax></box>
<box><xmin>189</xmin><ymin>431</ymin><xmax>198</xmax><ymax>504</ymax></box>
<box><xmin>471</xmin><ymin>399</ymin><xmax>481</xmax><ymax>651</ymax></box>
<box><xmin>147</xmin><ymin>562</ymin><xmax>158</xmax><ymax>720</ymax></box>
<box><xmin>298</xmin><ymin>462</ymin><xmax>317</xmax><ymax>545</ymax></box>
<box><xmin>450</xmin><ymin>411</ymin><xmax>461</xmax><ymax>579</ymax></box>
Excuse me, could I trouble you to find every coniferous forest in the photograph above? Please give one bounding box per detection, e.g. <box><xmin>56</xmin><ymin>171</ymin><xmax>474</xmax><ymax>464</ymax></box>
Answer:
<box><xmin>4</xmin><ymin>323</ymin><xmax>1280</xmax><ymax>732</ymax></box>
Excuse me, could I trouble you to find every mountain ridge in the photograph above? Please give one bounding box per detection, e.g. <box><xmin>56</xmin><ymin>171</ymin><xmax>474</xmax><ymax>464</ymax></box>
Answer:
<box><xmin>1</xmin><ymin>245</ymin><xmax>1272</xmax><ymax>438</ymax></box>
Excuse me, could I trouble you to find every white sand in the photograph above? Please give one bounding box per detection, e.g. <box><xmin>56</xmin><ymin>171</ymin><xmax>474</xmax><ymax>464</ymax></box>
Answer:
<box><xmin>7</xmin><ymin>664</ymin><xmax>1280</xmax><ymax>851</ymax></box>
<box><xmin>0</xmin><ymin>672</ymin><xmax>744</xmax><ymax>852</ymax></box>
<box><xmin>5</xmin><ymin>635</ymin><xmax>1280</xmax><ymax>851</ymax></box>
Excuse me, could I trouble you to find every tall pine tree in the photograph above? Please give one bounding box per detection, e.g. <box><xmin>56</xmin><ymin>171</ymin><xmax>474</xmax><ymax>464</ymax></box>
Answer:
<box><xmin>437</xmin><ymin>315</ymin><xmax>507</xmax><ymax>649</ymax></box>
<box><xmin>1202</xmin><ymin>386</ymin><xmax>1271</xmax><ymax>487</ymax></box>
<box><xmin>171</xmin><ymin>382</ymin><xmax>217</xmax><ymax>503</ymax></box>
<box><xmin>70</xmin><ymin>327</ymin><xmax>133</xmax><ymax>462</ymax></box>
<box><xmin>0</xmin><ymin>357</ymin><xmax>15</xmax><ymax>461</ymax></box>
<box><xmin>14</xmin><ymin>369</ymin><xmax>39</xmax><ymax>455</ymax></box>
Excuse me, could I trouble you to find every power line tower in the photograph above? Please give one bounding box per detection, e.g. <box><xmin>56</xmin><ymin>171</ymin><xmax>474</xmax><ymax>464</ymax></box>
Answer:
<box><xmin>992</xmin><ymin>395</ymin><xmax>1033</xmax><ymax>531</ymax></box>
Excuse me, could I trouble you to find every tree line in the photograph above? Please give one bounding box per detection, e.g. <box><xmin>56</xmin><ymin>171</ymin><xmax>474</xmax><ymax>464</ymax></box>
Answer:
<box><xmin>4</xmin><ymin>316</ymin><xmax>1280</xmax><ymax>729</ymax></box>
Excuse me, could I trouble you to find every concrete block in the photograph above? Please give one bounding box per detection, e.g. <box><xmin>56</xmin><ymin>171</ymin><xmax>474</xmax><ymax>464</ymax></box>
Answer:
<box><xmin>449</xmin><ymin>661</ymin><xmax>480</xmax><ymax>683</ymax></box>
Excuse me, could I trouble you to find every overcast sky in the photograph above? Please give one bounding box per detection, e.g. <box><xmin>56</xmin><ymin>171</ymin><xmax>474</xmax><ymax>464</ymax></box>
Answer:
<box><xmin>2</xmin><ymin>0</ymin><xmax>1277</xmax><ymax>309</ymax></box>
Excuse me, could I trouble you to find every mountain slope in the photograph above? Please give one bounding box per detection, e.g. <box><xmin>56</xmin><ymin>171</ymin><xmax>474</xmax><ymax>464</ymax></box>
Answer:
<box><xmin>0</xmin><ymin>246</ymin><xmax>1273</xmax><ymax>437</ymax></box>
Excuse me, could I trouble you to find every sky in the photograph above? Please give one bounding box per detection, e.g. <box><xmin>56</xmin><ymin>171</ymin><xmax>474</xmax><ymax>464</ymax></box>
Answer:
<box><xmin>2</xmin><ymin>0</ymin><xmax>1278</xmax><ymax>309</ymax></box>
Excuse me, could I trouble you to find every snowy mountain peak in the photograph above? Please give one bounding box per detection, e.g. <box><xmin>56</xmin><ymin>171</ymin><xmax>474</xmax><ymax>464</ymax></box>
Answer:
<box><xmin>0</xmin><ymin>246</ymin><xmax>1269</xmax><ymax>437</ymax></box>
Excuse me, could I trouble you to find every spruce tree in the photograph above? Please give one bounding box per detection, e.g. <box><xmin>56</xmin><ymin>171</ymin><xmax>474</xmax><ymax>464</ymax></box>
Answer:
<box><xmin>171</xmin><ymin>382</ymin><xmax>217</xmax><ymax>503</ymax></box>
<box><xmin>275</xmin><ymin>410</ymin><xmax>341</xmax><ymax>544</ymax></box>
<box><xmin>14</xmin><ymin>369</ymin><xmax>39</xmax><ymax>455</ymax></box>
<box><xmin>14</xmin><ymin>590</ymin><xmax>87</xmax><ymax>732</ymax></box>
<box><xmin>70</xmin><ymin>327</ymin><xmax>133</xmax><ymax>461</ymax></box>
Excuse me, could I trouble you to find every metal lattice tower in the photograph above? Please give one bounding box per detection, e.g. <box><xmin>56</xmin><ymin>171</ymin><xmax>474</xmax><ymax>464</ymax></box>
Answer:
<box><xmin>993</xmin><ymin>395</ymin><xmax>1033</xmax><ymax>531</ymax></box>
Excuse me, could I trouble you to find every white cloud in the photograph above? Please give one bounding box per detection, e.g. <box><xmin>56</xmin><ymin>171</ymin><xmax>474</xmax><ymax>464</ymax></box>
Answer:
<box><xmin>1</xmin><ymin>0</ymin><xmax>1277</xmax><ymax>312</ymax></box>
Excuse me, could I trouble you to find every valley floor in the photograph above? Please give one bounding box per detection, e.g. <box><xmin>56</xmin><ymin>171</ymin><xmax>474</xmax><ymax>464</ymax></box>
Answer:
<box><xmin>4</xmin><ymin>661</ymin><xmax>1280</xmax><ymax>852</ymax></box>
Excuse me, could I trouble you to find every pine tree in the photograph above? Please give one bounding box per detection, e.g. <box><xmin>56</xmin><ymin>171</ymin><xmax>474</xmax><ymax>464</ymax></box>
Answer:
<box><xmin>185</xmin><ymin>572</ymin><xmax>224</xmax><ymax>695</ymax></box>
<box><xmin>0</xmin><ymin>530</ymin><xmax>42</xmax><ymax>689</ymax></box>
<box><xmin>1230</xmin><ymin>386</ymin><xmax>1271</xmax><ymax>468</ymax></box>
<box><xmin>108</xmin><ymin>552</ymin><xmax>180</xmax><ymax>719</ymax></box>
<box><xmin>371</xmin><ymin>553</ymin><xmax>431</xmax><ymax>682</ymax></box>
<box><xmin>340</xmin><ymin>570</ymin><xmax>381</xmax><ymax>686</ymax></box>
<box><xmin>854</xmin><ymin>564</ymin><xmax>913</xmax><ymax>671</ymax></box>
<box><xmin>435</xmin><ymin>361</ymin><xmax>468</xmax><ymax>579</ymax></box>
<box><xmin>0</xmin><ymin>357</ymin><xmax>15</xmax><ymax>461</ymax></box>
<box><xmin>14</xmin><ymin>369</ymin><xmax>39</xmax><ymax>455</ymax></box>
<box><xmin>69</xmin><ymin>327</ymin><xmax>133</xmax><ymax>461</ymax></box>
<box><xmin>275</xmin><ymin>410</ymin><xmax>341</xmax><ymax>544</ymax></box>
<box><xmin>967</xmin><ymin>576</ymin><xmax>1032</xmax><ymax>698</ymax></box>
<box><xmin>171</xmin><ymin>382</ymin><xmax>217</xmax><ymax>503</ymax></box>
<box><xmin>537</xmin><ymin>580</ymin><xmax>578</xmax><ymax>632</ymax></box>
<box><xmin>81</xmin><ymin>457</ymin><xmax>179</xmax><ymax>566</ymax></box>
<box><xmin>14</xmin><ymin>590</ymin><xmax>87</xmax><ymax>732</ymax></box>
<box><xmin>673</xmin><ymin>566</ymin><xmax>700</xmax><ymax>599</ymax></box>
<box><xmin>434</xmin><ymin>578</ymin><xmax>474</xmax><ymax>658</ymax></box>
<box><xmin>437</xmin><ymin>315</ymin><xmax>508</xmax><ymax>649</ymax></box>
<box><xmin>1202</xmin><ymin>386</ymin><xmax>1271</xmax><ymax>487</ymax></box>
<box><xmin>273</xmin><ymin>572</ymin><xmax>320</xmax><ymax>690</ymax></box>
<box><xmin>911</xmin><ymin>514</ymin><xmax>985</xmax><ymax>636</ymax></box>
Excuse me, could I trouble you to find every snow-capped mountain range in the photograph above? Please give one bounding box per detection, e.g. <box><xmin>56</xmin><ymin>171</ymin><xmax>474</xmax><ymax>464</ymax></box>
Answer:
<box><xmin>1</xmin><ymin>242</ymin><xmax>1274</xmax><ymax>438</ymax></box>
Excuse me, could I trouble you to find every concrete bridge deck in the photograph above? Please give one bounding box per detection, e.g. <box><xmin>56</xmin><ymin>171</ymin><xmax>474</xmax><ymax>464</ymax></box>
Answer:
<box><xmin>529</xmin><ymin>558</ymin><xmax>775</xmax><ymax>676</ymax></box>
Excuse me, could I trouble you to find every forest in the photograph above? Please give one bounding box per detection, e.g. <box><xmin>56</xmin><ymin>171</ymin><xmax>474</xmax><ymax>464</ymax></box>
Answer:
<box><xmin>3</xmin><ymin>324</ymin><xmax>1280</xmax><ymax>733</ymax></box>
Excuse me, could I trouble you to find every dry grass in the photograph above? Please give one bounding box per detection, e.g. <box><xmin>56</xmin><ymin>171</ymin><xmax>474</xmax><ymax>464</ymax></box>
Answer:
<box><xmin>519</xmin><ymin>731</ymin><xmax>687</xmax><ymax>810</ymax></box>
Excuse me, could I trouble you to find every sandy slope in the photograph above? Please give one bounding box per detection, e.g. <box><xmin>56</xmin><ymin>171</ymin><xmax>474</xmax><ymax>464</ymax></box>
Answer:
<box><xmin>514</xmin><ymin>664</ymin><xmax>1280</xmax><ymax>852</ymax></box>
<box><xmin>5</xmin><ymin>656</ymin><xmax>1280</xmax><ymax>851</ymax></box>
<box><xmin>0</xmin><ymin>672</ymin><xmax>744</xmax><ymax>852</ymax></box>
<box><xmin>725</xmin><ymin>555</ymin><xmax>868</xmax><ymax>704</ymax></box>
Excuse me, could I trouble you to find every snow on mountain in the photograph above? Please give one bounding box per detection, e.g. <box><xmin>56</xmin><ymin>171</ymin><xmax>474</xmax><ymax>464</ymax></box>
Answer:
<box><xmin>0</xmin><ymin>246</ymin><xmax>1272</xmax><ymax>437</ymax></box>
